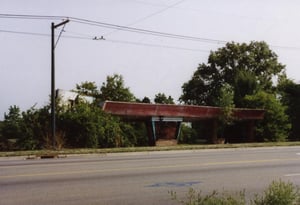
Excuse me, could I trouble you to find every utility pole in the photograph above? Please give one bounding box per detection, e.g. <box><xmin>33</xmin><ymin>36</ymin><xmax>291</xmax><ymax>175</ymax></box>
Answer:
<box><xmin>51</xmin><ymin>19</ymin><xmax>69</xmax><ymax>149</ymax></box>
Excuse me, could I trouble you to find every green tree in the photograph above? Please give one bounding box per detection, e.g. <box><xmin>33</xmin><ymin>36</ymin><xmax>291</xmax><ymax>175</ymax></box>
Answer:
<box><xmin>0</xmin><ymin>121</ymin><xmax>4</xmax><ymax>150</ymax></box>
<box><xmin>277</xmin><ymin>77</ymin><xmax>300</xmax><ymax>141</ymax></box>
<box><xmin>154</xmin><ymin>93</ymin><xmax>174</xmax><ymax>104</ymax></box>
<box><xmin>135</xmin><ymin>97</ymin><xmax>151</xmax><ymax>103</ymax></box>
<box><xmin>17</xmin><ymin>106</ymin><xmax>51</xmax><ymax>150</ymax></box>
<box><xmin>99</xmin><ymin>74</ymin><xmax>135</xmax><ymax>102</ymax></box>
<box><xmin>142</xmin><ymin>96</ymin><xmax>151</xmax><ymax>103</ymax></box>
<box><xmin>234</xmin><ymin>69</ymin><xmax>258</xmax><ymax>106</ymax></box>
<box><xmin>215</xmin><ymin>84</ymin><xmax>235</xmax><ymax>138</ymax></box>
<box><xmin>180</xmin><ymin>41</ymin><xmax>290</xmax><ymax>142</ymax></box>
<box><xmin>243</xmin><ymin>91</ymin><xmax>290</xmax><ymax>142</ymax></box>
<box><xmin>180</xmin><ymin>41</ymin><xmax>285</xmax><ymax>106</ymax></box>
<box><xmin>2</xmin><ymin>105</ymin><xmax>23</xmax><ymax>140</ymax></box>
<box><xmin>75</xmin><ymin>81</ymin><xmax>99</xmax><ymax>97</ymax></box>
<box><xmin>1</xmin><ymin>105</ymin><xmax>52</xmax><ymax>150</ymax></box>
<box><xmin>1</xmin><ymin>106</ymin><xmax>23</xmax><ymax>150</ymax></box>
<box><xmin>60</xmin><ymin>102</ymin><xmax>103</xmax><ymax>148</ymax></box>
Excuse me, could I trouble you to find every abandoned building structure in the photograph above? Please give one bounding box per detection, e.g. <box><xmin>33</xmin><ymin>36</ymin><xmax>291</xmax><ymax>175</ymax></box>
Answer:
<box><xmin>103</xmin><ymin>101</ymin><xmax>265</xmax><ymax>146</ymax></box>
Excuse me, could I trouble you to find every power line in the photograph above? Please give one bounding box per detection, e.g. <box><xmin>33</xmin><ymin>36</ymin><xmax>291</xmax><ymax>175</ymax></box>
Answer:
<box><xmin>0</xmin><ymin>13</ymin><xmax>227</xmax><ymax>44</ymax></box>
<box><xmin>0</xmin><ymin>29</ymin><xmax>49</xmax><ymax>37</ymax></box>
<box><xmin>70</xmin><ymin>17</ymin><xmax>227</xmax><ymax>44</ymax></box>
<box><xmin>116</xmin><ymin>0</ymin><xmax>187</xmax><ymax>28</ymax></box>
<box><xmin>104</xmin><ymin>39</ymin><xmax>210</xmax><ymax>52</ymax></box>
<box><xmin>1</xmin><ymin>14</ymin><xmax>300</xmax><ymax>50</ymax></box>
<box><xmin>0</xmin><ymin>13</ymin><xmax>66</xmax><ymax>20</ymax></box>
<box><xmin>102</xmin><ymin>0</ymin><xmax>187</xmax><ymax>37</ymax></box>
<box><xmin>0</xmin><ymin>28</ymin><xmax>212</xmax><ymax>52</ymax></box>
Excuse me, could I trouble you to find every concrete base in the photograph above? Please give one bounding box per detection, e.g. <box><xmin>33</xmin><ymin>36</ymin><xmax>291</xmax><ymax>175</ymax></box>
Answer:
<box><xmin>156</xmin><ymin>139</ymin><xmax>178</xmax><ymax>146</ymax></box>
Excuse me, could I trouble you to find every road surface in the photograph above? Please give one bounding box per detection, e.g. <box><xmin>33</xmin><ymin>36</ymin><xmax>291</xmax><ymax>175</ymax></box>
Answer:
<box><xmin>1</xmin><ymin>146</ymin><xmax>300</xmax><ymax>205</ymax></box>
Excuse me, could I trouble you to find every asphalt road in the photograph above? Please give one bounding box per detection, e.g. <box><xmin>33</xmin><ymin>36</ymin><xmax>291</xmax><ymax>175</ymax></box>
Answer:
<box><xmin>1</xmin><ymin>146</ymin><xmax>300</xmax><ymax>205</ymax></box>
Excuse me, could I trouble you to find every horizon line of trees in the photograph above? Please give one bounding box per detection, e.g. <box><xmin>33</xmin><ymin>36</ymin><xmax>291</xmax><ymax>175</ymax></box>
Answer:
<box><xmin>0</xmin><ymin>41</ymin><xmax>299</xmax><ymax>151</ymax></box>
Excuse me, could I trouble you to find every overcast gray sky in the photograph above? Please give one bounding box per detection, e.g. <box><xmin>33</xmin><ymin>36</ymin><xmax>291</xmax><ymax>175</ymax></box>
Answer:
<box><xmin>1</xmin><ymin>0</ymin><xmax>300</xmax><ymax>119</ymax></box>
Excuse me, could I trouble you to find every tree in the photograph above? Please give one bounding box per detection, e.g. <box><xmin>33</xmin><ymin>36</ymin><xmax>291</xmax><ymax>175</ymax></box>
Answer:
<box><xmin>142</xmin><ymin>96</ymin><xmax>151</xmax><ymax>103</ymax></box>
<box><xmin>277</xmin><ymin>77</ymin><xmax>300</xmax><ymax>140</ymax></box>
<box><xmin>17</xmin><ymin>107</ymin><xmax>47</xmax><ymax>150</ymax></box>
<box><xmin>243</xmin><ymin>91</ymin><xmax>291</xmax><ymax>142</ymax></box>
<box><xmin>180</xmin><ymin>41</ymin><xmax>286</xmax><ymax>107</ymax></box>
<box><xmin>154</xmin><ymin>93</ymin><xmax>174</xmax><ymax>104</ymax></box>
<box><xmin>2</xmin><ymin>105</ymin><xmax>22</xmax><ymax>140</ymax></box>
<box><xmin>214</xmin><ymin>84</ymin><xmax>235</xmax><ymax>138</ymax></box>
<box><xmin>1</xmin><ymin>106</ymin><xmax>23</xmax><ymax>150</ymax></box>
<box><xmin>180</xmin><ymin>41</ymin><xmax>290</xmax><ymax>142</ymax></box>
<box><xmin>75</xmin><ymin>81</ymin><xmax>99</xmax><ymax>97</ymax></box>
<box><xmin>99</xmin><ymin>74</ymin><xmax>135</xmax><ymax>102</ymax></box>
<box><xmin>0</xmin><ymin>121</ymin><xmax>4</xmax><ymax>150</ymax></box>
<box><xmin>135</xmin><ymin>96</ymin><xmax>151</xmax><ymax>103</ymax></box>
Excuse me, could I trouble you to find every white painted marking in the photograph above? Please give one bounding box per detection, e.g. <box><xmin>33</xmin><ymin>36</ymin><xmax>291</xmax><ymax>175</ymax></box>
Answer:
<box><xmin>285</xmin><ymin>173</ymin><xmax>300</xmax><ymax>177</ymax></box>
<box><xmin>296</xmin><ymin>153</ymin><xmax>300</xmax><ymax>155</ymax></box>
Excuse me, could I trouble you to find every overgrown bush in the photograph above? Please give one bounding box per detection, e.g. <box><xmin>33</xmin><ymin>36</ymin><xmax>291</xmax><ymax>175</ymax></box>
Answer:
<box><xmin>170</xmin><ymin>188</ymin><xmax>246</xmax><ymax>205</ymax></box>
<box><xmin>243</xmin><ymin>91</ymin><xmax>291</xmax><ymax>142</ymax></box>
<box><xmin>170</xmin><ymin>180</ymin><xmax>300</xmax><ymax>205</ymax></box>
<box><xmin>252</xmin><ymin>180</ymin><xmax>300</xmax><ymax>205</ymax></box>
<box><xmin>178</xmin><ymin>124</ymin><xmax>198</xmax><ymax>144</ymax></box>
<box><xmin>0</xmin><ymin>102</ymin><xmax>147</xmax><ymax>150</ymax></box>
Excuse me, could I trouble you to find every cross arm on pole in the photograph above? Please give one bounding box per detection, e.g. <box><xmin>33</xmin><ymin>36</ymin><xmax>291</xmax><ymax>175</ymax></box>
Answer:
<box><xmin>54</xmin><ymin>19</ymin><xmax>69</xmax><ymax>29</ymax></box>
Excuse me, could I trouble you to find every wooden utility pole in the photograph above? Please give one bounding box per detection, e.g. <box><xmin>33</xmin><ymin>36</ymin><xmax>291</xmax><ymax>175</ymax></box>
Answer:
<box><xmin>51</xmin><ymin>19</ymin><xmax>69</xmax><ymax>149</ymax></box>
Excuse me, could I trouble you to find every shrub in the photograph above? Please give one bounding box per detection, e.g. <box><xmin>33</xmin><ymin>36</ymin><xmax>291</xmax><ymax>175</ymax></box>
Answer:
<box><xmin>178</xmin><ymin>124</ymin><xmax>198</xmax><ymax>144</ymax></box>
<box><xmin>170</xmin><ymin>180</ymin><xmax>300</xmax><ymax>205</ymax></box>
<box><xmin>252</xmin><ymin>180</ymin><xmax>300</xmax><ymax>205</ymax></box>
<box><xmin>170</xmin><ymin>188</ymin><xmax>246</xmax><ymax>205</ymax></box>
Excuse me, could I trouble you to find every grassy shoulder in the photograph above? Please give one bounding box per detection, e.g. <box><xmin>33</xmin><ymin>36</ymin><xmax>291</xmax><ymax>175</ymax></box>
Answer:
<box><xmin>1</xmin><ymin>141</ymin><xmax>300</xmax><ymax>158</ymax></box>
<box><xmin>170</xmin><ymin>180</ymin><xmax>300</xmax><ymax>205</ymax></box>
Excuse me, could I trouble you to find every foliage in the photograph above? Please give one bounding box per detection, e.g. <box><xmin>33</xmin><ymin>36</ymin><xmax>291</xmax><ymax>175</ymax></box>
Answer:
<box><xmin>252</xmin><ymin>180</ymin><xmax>300</xmax><ymax>205</ymax></box>
<box><xmin>0</xmin><ymin>105</ymin><xmax>51</xmax><ymax>150</ymax></box>
<box><xmin>243</xmin><ymin>91</ymin><xmax>291</xmax><ymax>142</ymax></box>
<box><xmin>234</xmin><ymin>70</ymin><xmax>258</xmax><ymax>107</ymax></box>
<box><xmin>99</xmin><ymin>74</ymin><xmax>135</xmax><ymax>102</ymax></box>
<box><xmin>141</xmin><ymin>96</ymin><xmax>151</xmax><ymax>103</ymax></box>
<box><xmin>277</xmin><ymin>78</ymin><xmax>300</xmax><ymax>140</ymax></box>
<box><xmin>178</xmin><ymin>124</ymin><xmax>198</xmax><ymax>144</ymax></box>
<box><xmin>75</xmin><ymin>81</ymin><xmax>99</xmax><ymax>97</ymax></box>
<box><xmin>59</xmin><ymin>102</ymin><xmax>125</xmax><ymax>148</ymax></box>
<box><xmin>170</xmin><ymin>188</ymin><xmax>246</xmax><ymax>205</ymax></box>
<box><xmin>0</xmin><ymin>73</ymin><xmax>147</xmax><ymax>151</ymax></box>
<box><xmin>121</xmin><ymin>122</ymin><xmax>148</xmax><ymax>146</ymax></box>
<box><xmin>154</xmin><ymin>92</ymin><xmax>175</xmax><ymax>104</ymax></box>
<box><xmin>0</xmin><ymin>121</ymin><xmax>4</xmax><ymax>150</ymax></box>
<box><xmin>0</xmin><ymin>102</ymin><xmax>145</xmax><ymax>150</ymax></box>
<box><xmin>180</xmin><ymin>41</ymin><xmax>290</xmax><ymax>142</ymax></box>
<box><xmin>136</xmin><ymin>96</ymin><xmax>151</xmax><ymax>103</ymax></box>
<box><xmin>2</xmin><ymin>105</ymin><xmax>23</xmax><ymax>141</ymax></box>
<box><xmin>180</xmin><ymin>41</ymin><xmax>285</xmax><ymax>106</ymax></box>
<box><xmin>214</xmin><ymin>84</ymin><xmax>235</xmax><ymax>137</ymax></box>
<box><xmin>170</xmin><ymin>180</ymin><xmax>300</xmax><ymax>205</ymax></box>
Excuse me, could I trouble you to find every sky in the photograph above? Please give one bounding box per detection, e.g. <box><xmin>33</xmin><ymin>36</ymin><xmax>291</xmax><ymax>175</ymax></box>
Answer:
<box><xmin>1</xmin><ymin>0</ymin><xmax>300</xmax><ymax>119</ymax></box>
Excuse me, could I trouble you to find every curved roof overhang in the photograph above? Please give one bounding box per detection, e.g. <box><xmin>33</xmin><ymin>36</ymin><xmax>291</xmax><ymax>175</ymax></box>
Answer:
<box><xmin>102</xmin><ymin>101</ymin><xmax>264</xmax><ymax>121</ymax></box>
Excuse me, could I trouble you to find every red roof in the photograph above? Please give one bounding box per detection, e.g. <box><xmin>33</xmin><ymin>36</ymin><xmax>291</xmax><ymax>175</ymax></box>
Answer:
<box><xmin>102</xmin><ymin>101</ymin><xmax>264</xmax><ymax>121</ymax></box>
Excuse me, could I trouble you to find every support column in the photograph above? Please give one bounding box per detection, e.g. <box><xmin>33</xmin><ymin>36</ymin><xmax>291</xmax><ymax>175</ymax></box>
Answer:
<box><xmin>246</xmin><ymin>120</ymin><xmax>255</xmax><ymax>142</ymax></box>
<box><xmin>145</xmin><ymin>121</ymin><xmax>156</xmax><ymax>146</ymax></box>
<box><xmin>211</xmin><ymin>119</ymin><xmax>218</xmax><ymax>144</ymax></box>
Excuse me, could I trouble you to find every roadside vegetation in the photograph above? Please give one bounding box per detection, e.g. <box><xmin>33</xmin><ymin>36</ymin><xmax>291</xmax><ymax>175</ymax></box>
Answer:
<box><xmin>170</xmin><ymin>180</ymin><xmax>300</xmax><ymax>205</ymax></box>
<box><xmin>0</xmin><ymin>41</ymin><xmax>299</xmax><ymax>151</ymax></box>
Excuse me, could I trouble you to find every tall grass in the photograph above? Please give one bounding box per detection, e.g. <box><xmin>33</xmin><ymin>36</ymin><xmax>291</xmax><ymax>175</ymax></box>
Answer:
<box><xmin>170</xmin><ymin>180</ymin><xmax>300</xmax><ymax>205</ymax></box>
